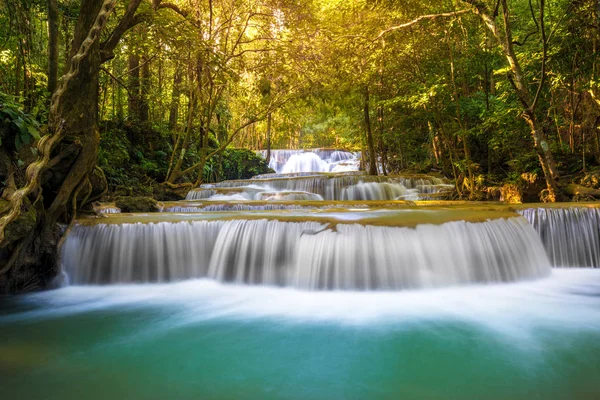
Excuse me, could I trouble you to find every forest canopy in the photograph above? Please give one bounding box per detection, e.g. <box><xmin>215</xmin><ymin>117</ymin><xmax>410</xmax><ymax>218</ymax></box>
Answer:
<box><xmin>1</xmin><ymin>0</ymin><xmax>598</xmax><ymax>197</ymax></box>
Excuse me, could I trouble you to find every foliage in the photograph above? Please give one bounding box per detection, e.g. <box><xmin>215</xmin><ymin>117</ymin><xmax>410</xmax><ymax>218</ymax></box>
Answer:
<box><xmin>0</xmin><ymin>0</ymin><xmax>598</xmax><ymax>195</ymax></box>
<box><xmin>0</xmin><ymin>92</ymin><xmax>40</xmax><ymax>152</ymax></box>
<box><xmin>98</xmin><ymin>121</ymin><xmax>271</xmax><ymax>195</ymax></box>
<box><xmin>205</xmin><ymin>148</ymin><xmax>274</xmax><ymax>182</ymax></box>
<box><xmin>98</xmin><ymin>122</ymin><xmax>171</xmax><ymax>196</ymax></box>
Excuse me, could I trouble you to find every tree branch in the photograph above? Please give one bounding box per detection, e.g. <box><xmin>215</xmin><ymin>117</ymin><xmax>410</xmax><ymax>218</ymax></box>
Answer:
<box><xmin>512</xmin><ymin>0</ymin><xmax>539</xmax><ymax>46</ymax></box>
<box><xmin>375</xmin><ymin>10</ymin><xmax>471</xmax><ymax>40</ymax></box>
<box><xmin>100</xmin><ymin>0</ymin><xmax>144</xmax><ymax>62</ymax></box>
<box><xmin>157</xmin><ymin>2</ymin><xmax>188</xmax><ymax>18</ymax></box>
<box><xmin>100</xmin><ymin>66</ymin><xmax>135</xmax><ymax>97</ymax></box>
<box><xmin>530</xmin><ymin>0</ymin><xmax>546</xmax><ymax>112</ymax></box>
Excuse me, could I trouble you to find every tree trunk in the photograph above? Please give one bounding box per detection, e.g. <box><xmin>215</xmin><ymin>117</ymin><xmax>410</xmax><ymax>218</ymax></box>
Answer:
<box><xmin>47</xmin><ymin>0</ymin><xmax>59</xmax><ymax>95</ymax></box>
<box><xmin>139</xmin><ymin>54</ymin><xmax>150</xmax><ymax>123</ymax></box>
<box><xmin>1</xmin><ymin>0</ymin><xmax>146</xmax><ymax>292</ymax></box>
<box><xmin>266</xmin><ymin>113</ymin><xmax>272</xmax><ymax>164</ymax></box>
<box><xmin>465</xmin><ymin>0</ymin><xmax>563</xmax><ymax>200</ymax></box>
<box><xmin>0</xmin><ymin>0</ymin><xmax>110</xmax><ymax>292</ymax></box>
<box><xmin>166</xmin><ymin>90</ymin><xmax>197</xmax><ymax>183</ymax></box>
<box><xmin>377</xmin><ymin>106</ymin><xmax>387</xmax><ymax>175</ymax></box>
<box><xmin>168</xmin><ymin>67</ymin><xmax>183</xmax><ymax>130</ymax></box>
<box><xmin>128</xmin><ymin>52</ymin><xmax>140</xmax><ymax>121</ymax></box>
<box><xmin>363</xmin><ymin>85</ymin><xmax>378</xmax><ymax>175</ymax></box>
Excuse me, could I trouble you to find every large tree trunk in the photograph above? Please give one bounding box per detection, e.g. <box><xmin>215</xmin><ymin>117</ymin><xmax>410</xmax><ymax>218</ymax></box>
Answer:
<box><xmin>363</xmin><ymin>85</ymin><xmax>378</xmax><ymax>176</ymax></box>
<box><xmin>0</xmin><ymin>0</ymin><xmax>146</xmax><ymax>292</ymax></box>
<box><xmin>168</xmin><ymin>67</ymin><xmax>183</xmax><ymax>130</ymax></box>
<box><xmin>128</xmin><ymin>52</ymin><xmax>141</xmax><ymax>120</ymax></box>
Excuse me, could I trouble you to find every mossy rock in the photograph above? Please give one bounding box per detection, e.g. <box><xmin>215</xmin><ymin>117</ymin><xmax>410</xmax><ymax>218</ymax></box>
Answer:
<box><xmin>152</xmin><ymin>184</ymin><xmax>187</xmax><ymax>201</ymax></box>
<box><xmin>114</xmin><ymin>196</ymin><xmax>158</xmax><ymax>213</ymax></box>
<box><xmin>0</xmin><ymin>197</ymin><xmax>37</xmax><ymax>247</ymax></box>
<box><xmin>580</xmin><ymin>173</ymin><xmax>600</xmax><ymax>190</ymax></box>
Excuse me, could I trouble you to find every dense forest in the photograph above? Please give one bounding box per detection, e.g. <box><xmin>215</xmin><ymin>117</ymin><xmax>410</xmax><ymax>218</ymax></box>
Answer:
<box><xmin>0</xmin><ymin>0</ymin><xmax>599</xmax><ymax>288</ymax></box>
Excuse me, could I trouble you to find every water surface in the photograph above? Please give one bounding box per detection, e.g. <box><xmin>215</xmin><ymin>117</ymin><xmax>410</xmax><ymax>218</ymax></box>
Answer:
<box><xmin>1</xmin><ymin>269</ymin><xmax>599</xmax><ymax>399</ymax></box>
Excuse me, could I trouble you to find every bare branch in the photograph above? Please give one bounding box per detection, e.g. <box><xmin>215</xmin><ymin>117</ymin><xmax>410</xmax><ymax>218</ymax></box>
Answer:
<box><xmin>512</xmin><ymin>0</ymin><xmax>539</xmax><ymax>46</ymax></box>
<box><xmin>100</xmin><ymin>66</ymin><xmax>135</xmax><ymax>97</ymax></box>
<box><xmin>530</xmin><ymin>0</ymin><xmax>546</xmax><ymax>112</ymax></box>
<box><xmin>375</xmin><ymin>10</ymin><xmax>471</xmax><ymax>40</ymax></box>
<box><xmin>100</xmin><ymin>0</ymin><xmax>144</xmax><ymax>62</ymax></box>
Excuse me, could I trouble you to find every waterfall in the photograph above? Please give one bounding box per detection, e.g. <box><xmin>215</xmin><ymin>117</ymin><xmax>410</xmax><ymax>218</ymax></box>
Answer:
<box><xmin>254</xmin><ymin>191</ymin><xmax>324</xmax><ymax>201</ymax></box>
<box><xmin>340</xmin><ymin>182</ymin><xmax>419</xmax><ymax>201</ymax></box>
<box><xmin>186</xmin><ymin>186</ymin><xmax>269</xmax><ymax>201</ymax></box>
<box><xmin>62</xmin><ymin>214</ymin><xmax>550</xmax><ymax>290</ymax></box>
<box><xmin>518</xmin><ymin>207</ymin><xmax>600</xmax><ymax>267</ymax></box>
<box><xmin>204</xmin><ymin>174</ymin><xmax>453</xmax><ymax>201</ymax></box>
<box><xmin>281</xmin><ymin>153</ymin><xmax>330</xmax><ymax>173</ymax></box>
<box><xmin>258</xmin><ymin>149</ymin><xmax>360</xmax><ymax>174</ymax></box>
<box><xmin>94</xmin><ymin>203</ymin><xmax>121</xmax><ymax>214</ymax></box>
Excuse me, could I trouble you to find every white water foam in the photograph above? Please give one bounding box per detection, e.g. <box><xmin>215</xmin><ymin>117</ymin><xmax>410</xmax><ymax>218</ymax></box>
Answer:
<box><xmin>3</xmin><ymin>270</ymin><xmax>599</xmax><ymax>340</ymax></box>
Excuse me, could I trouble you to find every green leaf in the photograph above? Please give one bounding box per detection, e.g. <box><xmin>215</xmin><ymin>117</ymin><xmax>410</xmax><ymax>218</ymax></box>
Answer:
<box><xmin>27</xmin><ymin>125</ymin><xmax>40</xmax><ymax>140</ymax></box>
<box><xmin>21</xmin><ymin>132</ymin><xmax>31</xmax><ymax>146</ymax></box>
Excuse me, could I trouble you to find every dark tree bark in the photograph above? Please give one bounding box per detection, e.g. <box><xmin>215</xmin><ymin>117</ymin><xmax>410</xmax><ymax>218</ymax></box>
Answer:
<box><xmin>47</xmin><ymin>0</ymin><xmax>59</xmax><ymax>95</ymax></box>
<box><xmin>0</xmin><ymin>0</ymin><xmax>152</xmax><ymax>292</ymax></box>
<box><xmin>168</xmin><ymin>66</ymin><xmax>183</xmax><ymax>130</ymax></box>
<box><xmin>128</xmin><ymin>52</ymin><xmax>141</xmax><ymax>120</ymax></box>
<box><xmin>266</xmin><ymin>113</ymin><xmax>272</xmax><ymax>164</ymax></box>
<box><xmin>140</xmin><ymin>54</ymin><xmax>151</xmax><ymax>122</ymax></box>
<box><xmin>363</xmin><ymin>86</ymin><xmax>378</xmax><ymax>176</ymax></box>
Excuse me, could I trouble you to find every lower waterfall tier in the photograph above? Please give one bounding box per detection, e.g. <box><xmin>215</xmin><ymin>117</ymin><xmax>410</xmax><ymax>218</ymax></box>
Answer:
<box><xmin>62</xmin><ymin>211</ymin><xmax>550</xmax><ymax>290</ymax></box>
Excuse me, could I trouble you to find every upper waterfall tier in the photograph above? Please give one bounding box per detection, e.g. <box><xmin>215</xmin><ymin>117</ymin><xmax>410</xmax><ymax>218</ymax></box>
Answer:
<box><xmin>257</xmin><ymin>149</ymin><xmax>360</xmax><ymax>173</ymax></box>
<box><xmin>62</xmin><ymin>209</ymin><xmax>550</xmax><ymax>290</ymax></box>
<box><xmin>187</xmin><ymin>173</ymin><xmax>454</xmax><ymax>201</ymax></box>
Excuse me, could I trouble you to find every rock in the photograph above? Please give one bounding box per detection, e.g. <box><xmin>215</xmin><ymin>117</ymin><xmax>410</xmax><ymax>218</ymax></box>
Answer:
<box><xmin>0</xmin><ymin>197</ymin><xmax>37</xmax><ymax>247</ymax></box>
<box><xmin>114</xmin><ymin>196</ymin><xmax>158</xmax><ymax>213</ymax></box>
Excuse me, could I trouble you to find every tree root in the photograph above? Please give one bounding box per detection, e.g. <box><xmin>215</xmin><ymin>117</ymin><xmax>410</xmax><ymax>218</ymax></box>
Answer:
<box><xmin>562</xmin><ymin>184</ymin><xmax>600</xmax><ymax>198</ymax></box>
<box><xmin>87</xmin><ymin>166</ymin><xmax>108</xmax><ymax>203</ymax></box>
<box><xmin>161</xmin><ymin>181</ymin><xmax>193</xmax><ymax>190</ymax></box>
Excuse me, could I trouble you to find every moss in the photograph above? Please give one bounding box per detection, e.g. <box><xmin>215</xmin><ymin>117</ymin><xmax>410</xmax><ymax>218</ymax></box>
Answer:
<box><xmin>1</xmin><ymin>197</ymin><xmax>37</xmax><ymax>246</ymax></box>
<box><xmin>75</xmin><ymin>206</ymin><xmax>520</xmax><ymax>229</ymax></box>
<box><xmin>114</xmin><ymin>196</ymin><xmax>158</xmax><ymax>213</ymax></box>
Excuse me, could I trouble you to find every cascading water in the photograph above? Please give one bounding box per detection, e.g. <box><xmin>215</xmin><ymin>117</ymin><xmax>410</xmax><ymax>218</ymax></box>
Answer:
<box><xmin>518</xmin><ymin>206</ymin><xmax>600</xmax><ymax>267</ymax></box>
<box><xmin>5</xmin><ymin>148</ymin><xmax>600</xmax><ymax>399</ymax></box>
<box><xmin>258</xmin><ymin>149</ymin><xmax>360</xmax><ymax>174</ymax></box>
<box><xmin>280</xmin><ymin>152</ymin><xmax>330</xmax><ymax>173</ymax></box>
<box><xmin>192</xmin><ymin>173</ymin><xmax>454</xmax><ymax>201</ymax></box>
<box><xmin>61</xmin><ymin>210</ymin><xmax>550</xmax><ymax>290</ymax></box>
<box><xmin>340</xmin><ymin>181</ymin><xmax>419</xmax><ymax>201</ymax></box>
<box><xmin>254</xmin><ymin>191</ymin><xmax>324</xmax><ymax>201</ymax></box>
<box><xmin>159</xmin><ymin>200</ymin><xmax>407</xmax><ymax>212</ymax></box>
